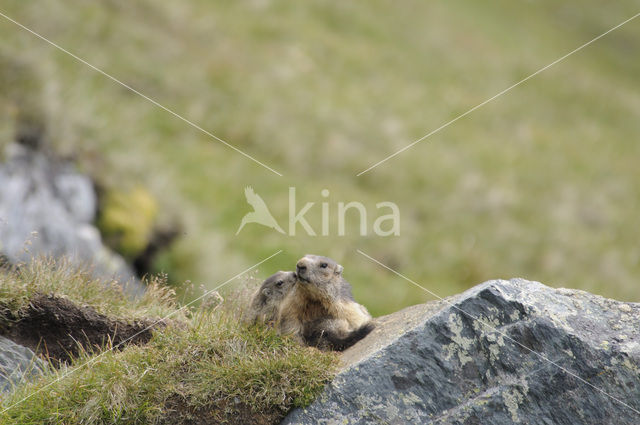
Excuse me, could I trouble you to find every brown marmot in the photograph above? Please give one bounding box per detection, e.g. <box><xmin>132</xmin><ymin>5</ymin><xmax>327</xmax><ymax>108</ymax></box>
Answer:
<box><xmin>249</xmin><ymin>271</ymin><xmax>296</xmax><ymax>325</ymax></box>
<box><xmin>278</xmin><ymin>255</ymin><xmax>374</xmax><ymax>351</ymax></box>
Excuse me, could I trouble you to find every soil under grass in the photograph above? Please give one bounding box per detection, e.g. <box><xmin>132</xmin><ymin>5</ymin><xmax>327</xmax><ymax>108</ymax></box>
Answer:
<box><xmin>0</xmin><ymin>293</ymin><xmax>159</xmax><ymax>365</ymax></box>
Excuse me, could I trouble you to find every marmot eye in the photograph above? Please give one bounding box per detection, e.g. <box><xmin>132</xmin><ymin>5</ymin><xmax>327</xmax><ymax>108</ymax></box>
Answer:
<box><xmin>320</xmin><ymin>263</ymin><xmax>328</xmax><ymax>268</ymax></box>
<box><xmin>276</xmin><ymin>280</ymin><xmax>284</xmax><ymax>287</ymax></box>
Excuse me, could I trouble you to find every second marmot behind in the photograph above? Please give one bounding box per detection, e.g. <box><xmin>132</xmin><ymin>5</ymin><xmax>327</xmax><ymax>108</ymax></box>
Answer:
<box><xmin>278</xmin><ymin>255</ymin><xmax>374</xmax><ymax>351</ymax></box>
<box><xmin>249</xmin><ymin>271</ymin><xmax>296</xmax><ymax>325</ymax></box>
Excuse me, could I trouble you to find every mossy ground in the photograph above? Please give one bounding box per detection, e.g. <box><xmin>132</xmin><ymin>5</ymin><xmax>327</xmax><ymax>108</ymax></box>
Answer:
<box><xmin>0</xmin><ymin>259</ymin><xmax>338</xmax><ymax>424</ymax></box>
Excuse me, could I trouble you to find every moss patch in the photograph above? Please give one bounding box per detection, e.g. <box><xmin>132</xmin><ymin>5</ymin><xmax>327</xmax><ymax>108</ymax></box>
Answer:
<box><xmin>97</xmin><ymin>185</ymin><xmax>159</xmax><ymax>261</ymax></box>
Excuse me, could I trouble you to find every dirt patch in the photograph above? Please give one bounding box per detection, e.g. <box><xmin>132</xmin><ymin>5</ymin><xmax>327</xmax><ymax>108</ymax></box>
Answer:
<box><xmin>163</xmin><ymin>395</ymin><xmax>285</xmax><ymax>425</ymax></box>
<box><xmin>1</xmin><ymin>293</ymin><xmax>160</xmax><ymax>364</ymax></box>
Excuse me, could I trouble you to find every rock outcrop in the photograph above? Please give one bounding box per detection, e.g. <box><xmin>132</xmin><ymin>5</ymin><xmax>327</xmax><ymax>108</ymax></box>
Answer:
<box><xmin>282</xmin><ymin>279</ymin><xmax>640</xmax><ymax>425</ymax></box>
<box><xmin>0</xmin><ymin>336</ymin><xmax>44</xmax><ymax>393</ymax></box>
<box><xmin>0</xmin><ymin>142</ymin><xmax>142</xmax><ymax>294</ymax></box>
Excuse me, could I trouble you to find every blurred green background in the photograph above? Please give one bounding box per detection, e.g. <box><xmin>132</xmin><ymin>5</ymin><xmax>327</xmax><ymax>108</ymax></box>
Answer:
<box><xmin>1</xmin><ymin>0</ymin><xmax>639</xmax><ymax>316</ymax></box>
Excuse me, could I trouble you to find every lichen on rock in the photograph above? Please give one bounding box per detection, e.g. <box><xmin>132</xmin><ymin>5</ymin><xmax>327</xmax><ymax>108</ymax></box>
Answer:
<box><xmin>97</xmin><ymin>185</ymin><xmax>158</xmax><ymax>261</ymax></box>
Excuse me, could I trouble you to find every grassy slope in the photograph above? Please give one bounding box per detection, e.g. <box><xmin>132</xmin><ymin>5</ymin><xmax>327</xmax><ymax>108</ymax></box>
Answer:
<box><xmin>0</xmin><ymin>259</ymin><xmax>337</xmax><ymax>424</ymax></box>
<box><xmin>0</xmin><ymin>258</ymin><xmax>177</xmax><ymax>321</ymax></box>
<box><xmin>1</xmin><ymin>0</ymin><xmax>639</xmax><ymax>315</ymax></box>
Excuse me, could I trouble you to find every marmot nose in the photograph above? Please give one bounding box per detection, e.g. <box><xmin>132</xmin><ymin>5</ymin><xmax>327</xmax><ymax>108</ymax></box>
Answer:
<box><xmin>297</xmin><ymin>264</ymin><xmax>307</xmax><ymax>274</ymax></box>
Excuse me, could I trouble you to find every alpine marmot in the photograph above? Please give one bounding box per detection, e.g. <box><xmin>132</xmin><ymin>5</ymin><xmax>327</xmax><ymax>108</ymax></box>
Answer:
<box><xmin>278</xmin><ymin>255</ymin><xmax>374</xmax><ymax>351</ymax></box>
<box><xmin>249</xmin><ymin>271</ymin><xmax>296</xmax><ymax>324</ymax></box>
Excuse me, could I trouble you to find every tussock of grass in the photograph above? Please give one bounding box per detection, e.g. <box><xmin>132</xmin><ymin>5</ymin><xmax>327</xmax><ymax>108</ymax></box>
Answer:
<box><xmin>0</xmin><ymin>259</ymin><xmax>338</xmax><ymax>424</ymax></box>
<box><xmin>0</xmin><ymin>257</ymin><xmax>179</xmax><ymax>321</ymax></box>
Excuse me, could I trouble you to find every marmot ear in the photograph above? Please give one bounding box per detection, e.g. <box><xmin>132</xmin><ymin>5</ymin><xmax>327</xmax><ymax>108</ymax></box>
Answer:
<box><xmin>262</xmin><ymin>288</ymin><xmax>272</xmax><ymax>297</ymax></box>
<box><xmin>335</xmin><ymin>264</ymin><xmax>343</xmax><ymax>275</ymax></box>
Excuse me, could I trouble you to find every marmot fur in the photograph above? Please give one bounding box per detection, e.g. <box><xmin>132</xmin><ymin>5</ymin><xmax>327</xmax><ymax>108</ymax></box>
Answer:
<box><xmin>278</xmin><ymin>255</ymin><xmax>374</xmax><ymax>351</ymax></box>
<box><xmin>249</xmin><ymin>271</ymin><xmax>296</xmax><ymax>324</ymax></box>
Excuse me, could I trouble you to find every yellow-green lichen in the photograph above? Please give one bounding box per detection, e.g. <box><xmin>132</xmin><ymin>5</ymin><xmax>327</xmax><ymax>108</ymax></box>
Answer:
<box><xmin>98</xmin><ymin>185</ymin><xmax>158</xmax><ymax>260</ymax></box>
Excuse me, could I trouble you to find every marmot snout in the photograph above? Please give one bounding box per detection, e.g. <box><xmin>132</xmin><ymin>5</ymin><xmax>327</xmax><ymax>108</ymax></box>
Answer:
<box><xmin>296</xmin><ymin>255</ymin><xmax>346</xmax><ymax>301</ymax></box>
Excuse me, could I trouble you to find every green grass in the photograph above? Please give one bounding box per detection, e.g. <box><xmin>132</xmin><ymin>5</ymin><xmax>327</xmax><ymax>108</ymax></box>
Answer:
<box><xmin>1</xmin><ymin>0</ymin><xmax>639</xmax><ymax>316</ymax></box>
<box><xmin>0</xmin><ymin>257</ymin><xmax>178</xmax><ymax>321</ymax></box>
<box><xmin>0</xmin><ymin>259</ymin><xmax>338</xmax><ymax>424</ymax></box>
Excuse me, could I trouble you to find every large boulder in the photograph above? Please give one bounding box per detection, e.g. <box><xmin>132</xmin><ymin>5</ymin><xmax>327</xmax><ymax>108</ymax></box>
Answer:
<box><xmin>0</xmin><ymin>142</ymin><xmax>142</xmax><ymax>294</ymax></box>
<box><xmin>0</xmin><ymin>336</ymin><xmax>44</xmax><ymax>393</ymax></box>
<box><xmin>282</xmin><ymin>279</ymin><xmax>640</xmax><ymax>425</ymax></box>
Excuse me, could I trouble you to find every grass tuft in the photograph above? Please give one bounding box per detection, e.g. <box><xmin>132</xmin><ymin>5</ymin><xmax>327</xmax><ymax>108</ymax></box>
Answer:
<box><xmin>0</xmin><ymin>257</ymin><xmax>178</xmax><ymax>322</ymax></box>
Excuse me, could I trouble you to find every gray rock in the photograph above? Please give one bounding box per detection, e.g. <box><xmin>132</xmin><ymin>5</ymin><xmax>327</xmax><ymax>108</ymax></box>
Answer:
<box><xmin>0</xmin><ymin>336</ymin><xmax>45</xmax><ymax>393</ymax></box>
<box><xmin>282</xmin><ymin>279</ymin><xmax>640</xmax><ymax>425</ymax></box>
<box><xmin>0</xmin><ymin>143</ymin><xmax>142</xmax><ymax>295</ymax></box>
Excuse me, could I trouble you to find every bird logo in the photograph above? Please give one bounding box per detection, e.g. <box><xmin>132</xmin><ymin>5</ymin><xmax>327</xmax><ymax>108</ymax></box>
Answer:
<box><xmin>236</xmin><ymin>186</ymin><xmax>285</xmax><ymax>235</ymax></box>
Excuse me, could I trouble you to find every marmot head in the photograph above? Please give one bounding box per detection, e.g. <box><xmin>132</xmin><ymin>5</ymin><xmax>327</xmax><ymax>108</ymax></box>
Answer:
<box><xmin>296</xmin><ymin>254</ymin><xmax>344</xmax><ymax>291</ymax></box>
<box><xmin>256</xmin><ymin>271</ymin><xmax>296</xmax><ymax>306</ymax></box>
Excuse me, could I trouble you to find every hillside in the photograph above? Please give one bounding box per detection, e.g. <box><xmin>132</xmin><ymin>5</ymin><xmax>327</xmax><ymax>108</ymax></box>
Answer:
<box><xmin>1</xmin><ymin>0</ymin><xmax>639</xmax><ymax>315</ymax></box>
